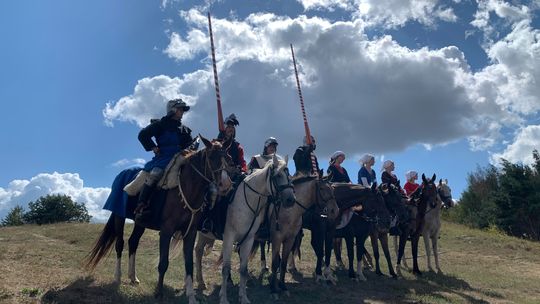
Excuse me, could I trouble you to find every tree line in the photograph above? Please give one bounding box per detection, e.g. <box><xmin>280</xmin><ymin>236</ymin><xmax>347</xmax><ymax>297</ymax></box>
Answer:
<box><xmin>1</xmin><ymin>194</ymin><xmax>90</xmax><ymax>226</ymax></box>
<box><xmin>444</xmin><ymin>150</ymin><xmax>540</xmax><ymax>241</ymax></box>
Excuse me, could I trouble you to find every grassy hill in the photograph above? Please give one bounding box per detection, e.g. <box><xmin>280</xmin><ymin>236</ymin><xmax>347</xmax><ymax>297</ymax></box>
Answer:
<box><xmin>0</xmin><ymin>221</ymin><xmax>539</xmax><ymax>304</ymax></box>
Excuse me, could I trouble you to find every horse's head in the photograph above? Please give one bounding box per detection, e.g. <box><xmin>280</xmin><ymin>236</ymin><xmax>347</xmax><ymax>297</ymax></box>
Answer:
<box><xmin>421</xmin><ymin>173</ymin><xmax>438</xmax><ymax>209</ymax></box>
<box><xmin>316</xmin><ymin>180</ymin><xmax>339</xmax><ymax>220</ymax></box>
<box><xmin>200</xmin><ymin>135</ymin><xmax>233</xmax><ymax>196</ymax></box>
<box><xmin>437</xmin><ymin>179</ymin><xmax>453</xmax><ymax>208</ymax></box>
<box><xmin>268</xmin><ymin>154</ymin><xmax>296</xmax><ymax>207</ymax></box>
<box><xmin>380</xmin><ymin>183</ymin><xmax>409</xmax><ymax>223</ymax></box>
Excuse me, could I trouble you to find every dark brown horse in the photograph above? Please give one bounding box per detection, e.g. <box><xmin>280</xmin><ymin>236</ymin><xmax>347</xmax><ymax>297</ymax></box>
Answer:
<box><xmin>410</xmin><ymin>173</ymin><xmax>438</xmax><ymax>275</ymax></box>
<box><xmin>367</xmin><ymin>184</ymin><xmax>396</xmax><ymax>278</ymax></box>
<box><xmin>85</xmin><ymin>137</ymin><xmax>234</xmax><ymax>303</ymax></box>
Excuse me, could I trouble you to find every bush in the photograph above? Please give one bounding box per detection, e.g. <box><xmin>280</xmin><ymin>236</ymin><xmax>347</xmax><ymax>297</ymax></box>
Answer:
<box><xmin>23</xmin><ymin>194</ymin><xmax>91</xmax><ymax>225</ymax></box>
<box><xmin>1</xmin><ymin>205</ymin><xmax>25</xmax><ymax>227</ymax></box>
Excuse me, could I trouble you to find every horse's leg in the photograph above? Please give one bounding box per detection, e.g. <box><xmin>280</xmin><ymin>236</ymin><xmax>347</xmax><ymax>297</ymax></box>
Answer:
<box><xmin>127</xmin><ymin>224</ymin><xmax>145</xmax><ymax>284</ymax></box>
<box><xmin>269</xmin><ymin>237</ymin><xmax>282</xmax><ymax>299</ymax></box>
<box><xmin>154</xmin><ymin>231</ymin><xmax>172</xmax><ymax>299</ymax></box>
<box><xmin>344</xmin><ymin>233</ymin><xmax>355</xmax><ymax>279</ymax></box>
<box><xmin>355</xmin><ymin>233</ymin><xmax>368</xmax><ymax>281</ymax></box>
<box><xmin>401</xmin><ymin>229</ymin><xmax>410</xmax><ymax>269</ymax></box>
<box><xmin>195</xmin><ymin>232</ymin><xmax>210</xmax><ymax>290</ymax></box>
<box><xmin>279</xmin><ymin>237</ymin><xmax>296</xmax><ymax>296</ymax></box>
<box><xmin>363</xmin><ymin>247</ymin><xmax>373</xmax><ymax>269</ymax></box>
<box><xmin>310</xmin><ymin>225</ymin><xmax>324</xmax><ymax>282</ymax></box>
<box><xmin>238</xmin><ymin>236</ymin><xmax>255</xmax><ymax>304</ymax></box>
<box><xmin>370</xmin><ymin>231</ymin><xmax>382</xmax><ymax>275</ymax></box>
<box><xmin>380</xmin><ymin>233</ymin><xmax>397</xmax><ymax>278</ymax></box>
<box><xmin>423</xmin><ymin>233</ymin><xmax>434</xmax><ymax>272</ymax></box>
<box><xmin>114</xmin><ymin>215</ymin><xmax>125</xmax><ymax>284</ymax></box>
<box><xmin>396</xmin><ymin>230</ymin><xmax>407</xmax><ymax>276</ymax></box>
<box><xmin>287</xmin><ymin>231</ymin><xmax>301</xmax><ymax>273</ymax></box>
<box><xmin>393</xmin><ymin>235</ymin><xmax>399</xmax><ymax>264</ymax></box>
<box><xmin>323</xmin><ymin>223</ymin><xmax>337</xmax><ymax>285</ymax></box>
<box><xmin>411</xmin><ymin>233</ymin><xmax>422</xmax><ymax>275</ymax></box>
<box><xmin>432</xmin><ymin>232</ymin><xmax>441</xmax><ymax>273</ymax></box>
<box><xmin>334</xmin><ymin>238</ymin><xmax>345</xmax><ymax>269</ymax></box>
<box><xmin>183</xmin><ymin>229</ymin><xmax>198</xmax><ymax>304</ymax></box>
<box><xmin>260</xmin><ymin>241</ymin><xmax>268</xmax><ymax>273</ymax></box>
<box><xmin>219</xmin><ymin>229</ymin><xmax>234</xmax><ymax>304</ymax></box>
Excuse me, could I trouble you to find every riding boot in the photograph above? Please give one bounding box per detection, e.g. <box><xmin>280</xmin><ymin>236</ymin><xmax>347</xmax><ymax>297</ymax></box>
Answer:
<box><xmin>200</xmin><ymin>209</ymin><xmax>214</xmax><ymax>234</ymax></box>
<box><xmin>134</xmin><ymin>184</ymin><xmax>155</xmax><ymax>225</ymax></box>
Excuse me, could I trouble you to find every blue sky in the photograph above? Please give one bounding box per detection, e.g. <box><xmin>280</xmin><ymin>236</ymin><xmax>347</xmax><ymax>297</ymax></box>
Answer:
<box><xmin>1</xmin><ymin>0</ymin><xmax>539</xmax><ymax>221</ymax></box>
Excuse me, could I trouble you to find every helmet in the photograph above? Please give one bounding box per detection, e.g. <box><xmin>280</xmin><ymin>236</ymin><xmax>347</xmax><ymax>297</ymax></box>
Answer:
<box><xmin>224</xmin><ymin>113</ymin><xmax>239</xmax><ymax>126</ymax></box>
<box><xmin>166</xmin><ymin>98</ymin><xmax>190</xmax><ymax>114</ymax></box>
<box><xmin>264</xmin><ymin>137</ymin><xmax>278</xmax><ymax>147</ymax></box>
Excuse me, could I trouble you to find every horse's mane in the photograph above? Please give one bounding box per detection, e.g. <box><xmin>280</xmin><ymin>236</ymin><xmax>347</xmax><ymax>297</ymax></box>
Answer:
<box><xmin>291</xmin><ymin>175</ymin><xmax>317</xmax><ymax>185</ymax></box>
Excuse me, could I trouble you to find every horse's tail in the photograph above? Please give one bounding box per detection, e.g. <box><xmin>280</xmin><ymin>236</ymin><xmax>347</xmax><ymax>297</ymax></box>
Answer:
<box><xmin>84</xmin><ymin>214</ymin><xmax>118</xmax><ymax>271</ymax></box>
<box><xmin>292</xmin><ymin>230</ymin><xmax>303</xmax><ymax>260</ymax></box>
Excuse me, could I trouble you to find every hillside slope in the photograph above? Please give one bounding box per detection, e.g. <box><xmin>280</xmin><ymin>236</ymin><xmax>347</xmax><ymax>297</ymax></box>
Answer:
<box><xmin>0</xmin><ymin>221</ymin><xmax>539</xmax><ymax>303</ymax></box>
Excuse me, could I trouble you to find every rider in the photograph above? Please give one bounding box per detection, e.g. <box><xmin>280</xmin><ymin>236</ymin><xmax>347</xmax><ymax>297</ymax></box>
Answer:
<box><xmin>200</xmin><ymin>113</ymin><xmax>247</xmax><ymax>236</ymax></box>
<box><xmin>293</xmin><ymin>135</ymin><xmax>321</xmax><ymax>178</ymax></box>
<box><xmin>327</xmin><ymin>151</ymin><xmax>351</xmax><ymax>183</ymax></box>
<box><xmin>381</xmin><ymin>160</ymin><xmax>404</xmax><ymax>192</ymax></box>
<box><xmin>135</xmin><ymin>98</ymin><xmax>193</xmax><ymax>224</ymax></box>
<box><xmin>404</xmin><ymin>170</ymin><xmax>420</xmax><ymax>197</ymax></box>
<box><xmin>358</xmin><ymin>153</ymin><xmax>376</xmax><ymax>187</ymax></box>
<box><xmin>248</xmin><ymin>137</ymin><xmax>279</xmax><ymax>172</ymax></box>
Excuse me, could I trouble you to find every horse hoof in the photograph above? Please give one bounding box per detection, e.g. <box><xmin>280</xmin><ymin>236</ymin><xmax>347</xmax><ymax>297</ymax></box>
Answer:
<box><xmin>130</xmin><ymin>278</ymin><xmax>140</xmax><ymax>285</ymax></box>
<box><xmin>197</xmin><ymin>283</ymin><xmax>207</xmax><ymax>291</ymax></box>
<box><xmin>376</xmin><ymin>271</ymin><xmax>383</xmax><ymax>276</ymax></box>
<box><xmin>261</xmin><ymin>267</ymin><xmax>269</xmax><ymax>274</ymax></box>
<box><xmin>287</xmin><ymin>267</ymin><xmax>298</xmax><ymax>274</ymax></box>
<box><xmin>219</xmin><ymin>298</ymin><xmax>230</xmax><ymax>304</ymax></box>
<box><xmin>271</xmin><ymin>293</ymin><xmax>279</xmax><ymax>301</ymax></box>
<box><xmin>413</xmin><ymin>270</ymin><xmax>422</xmax><ymax>276</ymax></box>
<box><xmin>154</xmin><ymin>291</ymin><xmax>163</xmax><ymax>299</ymax></box>
<box><xmin>189</xmin><ymin>297</ymin><xmax>199</xmax><ymax>304</ymax></box>
<box><xmin>284</xmin><ymin>291</ymin><xmax>291</xmax><ymax>297</ymax></box>
<box><xmin>336</xmin><ymin>261</ymin><xmax>346</xmax><ymax>269</ymax></box>
<box><xmin>437</xmin><ymin>269</ymin><xmax>443</xmax><ymax>274</ymax></box>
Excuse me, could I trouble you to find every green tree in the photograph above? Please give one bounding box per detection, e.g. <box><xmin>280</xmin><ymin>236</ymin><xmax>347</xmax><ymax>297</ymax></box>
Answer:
<box><xmin>1</xmin><ymin>205</ymin><xmax>25</xmax><ymax>226</ymax></box>
<box><xmin>23</xmin><ymin>194</ymin><xmax>91</xmax><ymax>225</ymax></box>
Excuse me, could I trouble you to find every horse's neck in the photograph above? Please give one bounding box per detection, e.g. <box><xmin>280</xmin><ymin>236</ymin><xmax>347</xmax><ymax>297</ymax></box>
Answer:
<box><xmin>244</xmin><ymin>166</ymin><xmax>271</xmax><ymax>196</ymax></box>
<box><xmin>180</xmin><ymin>155</ymin><xmax>207</xmax><ymax>200</ymax></box>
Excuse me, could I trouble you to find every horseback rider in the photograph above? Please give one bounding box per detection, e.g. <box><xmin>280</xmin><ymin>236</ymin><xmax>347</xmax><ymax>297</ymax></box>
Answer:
<box><xmin>293</xmin><ymin>135</ymin><xmax>321</xmax><ymax>177</ymax></box>
<box><xmin>200</xmin><ymin>113</ymin><xmax>247</xmax><ymax>236</ymax></box>
<box><xmin>404</xmin><ymin>170</ymin><xmax>420</xmax><ymax>197</ymax></box>
<box><xmin>327</xmin><ymin>151</ymin><xmax>351</xmax><ymax>183</ymax></box>
<box><xmin>134</xmin><ymin>98</ymin><xmax>193</xmax><ymax>224</ymax></box>
<box><xmin>358</xmin><ymin>153</ymin><xmax>376</xmax><ymax>187</ymax></box>
<box><xmin>248</xmin><ymin>137</ymin><xmax>280</xmax><ymax>172</ymax></box>
<box><xmin>218</xmin><ymin>113</ymin><xmax>247</xmax><ymax>173</ymax></box>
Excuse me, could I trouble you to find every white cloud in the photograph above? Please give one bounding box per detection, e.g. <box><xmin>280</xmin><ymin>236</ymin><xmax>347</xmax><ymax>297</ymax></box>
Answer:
<box><xmin>297</xmin><ymin>0</ymin><xmax>457</xmax><ymax>28</ymax></box>
<box><xmin>0</xmin><ymin>172</ymin><xmax>111</xmax><ymax>223</ymax></box>
<box><xmin>490</xmin><ymin>125</ymin><xmax>540</xmax><ymax>165</ymax></box>
<box><xmin>111</xmin><ymin>158</ymin><xmax>146</xmax><ymax>168</ymax></box>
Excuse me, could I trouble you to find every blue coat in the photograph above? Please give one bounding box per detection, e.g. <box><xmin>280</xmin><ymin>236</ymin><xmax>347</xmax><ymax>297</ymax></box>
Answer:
<box><xmin>138</xmin><ymin>116</ymin><xmax>193</xmax><ymax>172</ymax></box>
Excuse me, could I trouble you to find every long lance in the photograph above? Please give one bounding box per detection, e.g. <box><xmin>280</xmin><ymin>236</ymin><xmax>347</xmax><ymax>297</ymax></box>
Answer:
<box><xmin>208</xmin><ymin>12</ymin><xmax>225</xmax><ymax>132</ymax></box>
<box><xmin>290</xmin><ymin>44</ymin><xmax>319</xmax><ymax>176</ymax></box>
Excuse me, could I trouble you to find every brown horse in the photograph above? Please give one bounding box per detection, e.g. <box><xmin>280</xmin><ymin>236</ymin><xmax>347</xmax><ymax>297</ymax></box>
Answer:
<box><xmin>85</xmin><ymin>137</ymin><xmax>234</xmax><ymax>303</ymax></box>
<box><xmin>411</xmin><ymin>173</ymin><xmax>438</xmax><ymax>275</ymax></box>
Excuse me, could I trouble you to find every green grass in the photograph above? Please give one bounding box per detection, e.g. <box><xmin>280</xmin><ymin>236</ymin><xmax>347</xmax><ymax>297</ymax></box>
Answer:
<box><xmin>0</xmin><ymin>221</ymin><xmax>539</xmax><ymax>303</ymax></box>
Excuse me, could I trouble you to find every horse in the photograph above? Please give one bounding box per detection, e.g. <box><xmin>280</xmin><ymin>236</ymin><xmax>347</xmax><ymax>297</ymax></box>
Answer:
<box><xmin>219</xmin><ymin>155</ymin><xmax>296</xmax><ymax>304</ymax></box>
<box><xmin>365</xmin><ymin>184</ymin><xmax>396</xmax><ymax>278</ymax></box>
<box><xmin>266</xmin><ymin>177</ymin><xmax>339</xmax><ymax>299</ymax></box>
<box><xmin>421</xmin><ymin>179</ymin><xmax>453</xmax><ymax>273</ymax></box>
<box><xmin>332</xmin><ymin>183</ymin><xmax>383</xmax><ymax>281</ymax></box>
<box><xmin>85</xmin><ymin>137</ymin><xmax>234</xmax><ymax>303</ymax></box>
<box><xmin>410</xmin><ymin>173</ymin><xmax>439</xmax><ymax>275</ymax></box>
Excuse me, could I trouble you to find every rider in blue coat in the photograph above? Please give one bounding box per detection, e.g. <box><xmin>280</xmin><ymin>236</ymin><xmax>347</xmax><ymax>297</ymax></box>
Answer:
<box><xmin>135</xmin><ymin>99</ymin><xmax>193</xmax><ymax>220</ymax></box>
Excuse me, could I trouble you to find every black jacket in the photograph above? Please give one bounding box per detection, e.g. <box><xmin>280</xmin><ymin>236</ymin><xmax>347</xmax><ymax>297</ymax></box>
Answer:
<box><xmin>138</xmin><ymin>116</ymin><xmax>192</xmax><ymax>152</ymax></box>
<box><xmin>293</xmin><ymin>145</ymin><xmax>320</xmax><ymax>176</ymax></box>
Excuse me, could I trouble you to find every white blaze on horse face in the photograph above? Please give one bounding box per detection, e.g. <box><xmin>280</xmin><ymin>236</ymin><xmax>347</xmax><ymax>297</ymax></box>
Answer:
<box><xmin>218</xmin><ymin>170</ymin><xmax>232</xmax><ymax>195</ymax></box>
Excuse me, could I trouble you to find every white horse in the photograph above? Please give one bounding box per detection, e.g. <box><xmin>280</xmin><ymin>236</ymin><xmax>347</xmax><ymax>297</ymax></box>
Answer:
<box><xmin>219</xmin><ymin>155</ymin><xmax>295</xmax><ymax>304</ymax></box>
<box><xmin>396</xmin><ymin>179</ymin><xmax>452</xmax><ymax>273</ymax></box>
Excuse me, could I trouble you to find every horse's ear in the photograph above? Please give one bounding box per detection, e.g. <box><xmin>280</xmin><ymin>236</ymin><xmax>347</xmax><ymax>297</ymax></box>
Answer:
<box><xmin>284</xmin><ymin>154</ymin><xmax>289</xmax><ymax>164</ymax></box>
<box><xmin>199</xmin><ymin>134</ymin><xmax>212</xmax><ymax>149</ymax></box>
<box><xmin>371</xmin><ymin>182</ymin><xmax>377</xmax><ymax>191</ymax></box>
<box><xmin>422</xmin><ymin>173</ymin><xmax>427</xmax><ymax>184</ymax></box>
<box><xmin>431</xmin><ymin>174</ymin><xmax>436</xmax><ymax>183</ymax></box>
<box><xmin>445</xmin><ymin>179</ymin><xmax>448</xmax><ymax>184</ymax></box>
<box><xmin>439</xmin><ymin>179</ymin><xmax>442</xmax><ymax>186</ymax></box>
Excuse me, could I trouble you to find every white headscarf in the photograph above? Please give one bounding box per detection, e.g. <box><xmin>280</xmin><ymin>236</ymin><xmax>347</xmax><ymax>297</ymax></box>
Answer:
<box><xmin>382</xmin><ymin>160</ymin><xmax>394</xmax><ymax>171</ymax></box>
<box><xmin>330</xmin><ymin>151</ymin><xmax>345</xmax><ymax>161</ymax></box>
<box><xmin>359</xmin><ymin>153</ymin><xmax>374</xmax><ymax>165</ymax></box>
<box><xmin>406</xmin><ymin>170</ymin><xmax>418</xmax><ymax>180</ymax></box>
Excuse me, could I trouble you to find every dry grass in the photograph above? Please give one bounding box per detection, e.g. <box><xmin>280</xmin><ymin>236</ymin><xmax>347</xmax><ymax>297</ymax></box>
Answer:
<box><xmin>0</xmin><ymin>221</ymin><xmax>539</xmax><ymax>303</ymax></box>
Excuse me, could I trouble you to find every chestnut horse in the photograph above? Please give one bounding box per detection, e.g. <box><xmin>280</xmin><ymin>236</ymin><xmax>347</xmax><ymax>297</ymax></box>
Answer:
<box><xmin>85</xmin><ymin>137</ymin><xmax>233</xmax><ymax>303</ymax></box>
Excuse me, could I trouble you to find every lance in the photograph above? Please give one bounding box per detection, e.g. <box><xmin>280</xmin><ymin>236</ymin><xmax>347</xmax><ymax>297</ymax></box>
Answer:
<box><xmin>208</xmin><ymin>12</ymin><xmax>225</xmax><ymax>132</ymax></box>
<box><xmin>290</xmin><ymin>44</ymin><xmax>319</xmax><ymax>177</ymax></box>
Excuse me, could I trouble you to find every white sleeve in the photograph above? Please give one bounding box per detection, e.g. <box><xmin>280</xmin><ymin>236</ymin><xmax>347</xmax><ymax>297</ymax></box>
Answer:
<box><xmin>361</xmin><ymin>177</ymin><xmax>370</xmax><ymax>187</ymax></box>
